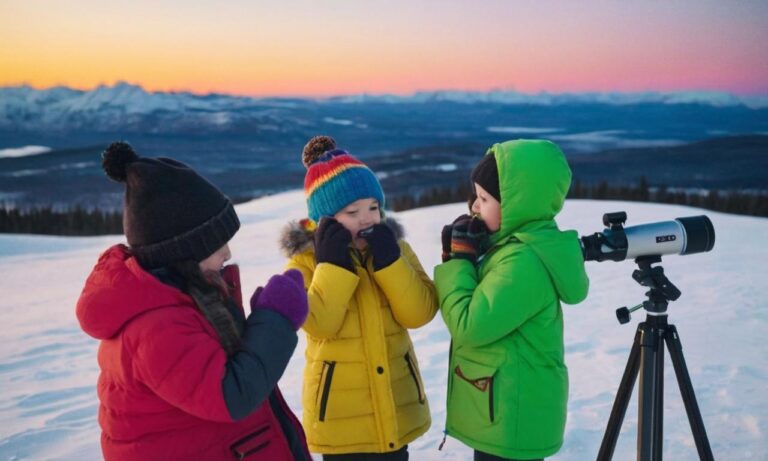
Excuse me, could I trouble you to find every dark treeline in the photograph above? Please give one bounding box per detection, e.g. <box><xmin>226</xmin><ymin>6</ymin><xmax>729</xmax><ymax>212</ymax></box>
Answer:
<box><xmin>0</xmin><ymin>206</ymin><xmax>123</xmax><ymax>235</ymax></box>
<box><xmin>390</xmin><ymin>176</ymin><xmax>768</xmax><ymax>218</ymax></box>
<box><xmin>567</xmin><ymin>179</ymin><xmax>768</xmax><ymax>217</ymax></box>
<box><xmin>2</xmin><ymin>178</ymin><xmax>766</xmax><ymax>235</ymax></box>
<box><xmin>0</xmin><ymin>195</ymin><xmax>258</xmax><ymax>236</ymax></box>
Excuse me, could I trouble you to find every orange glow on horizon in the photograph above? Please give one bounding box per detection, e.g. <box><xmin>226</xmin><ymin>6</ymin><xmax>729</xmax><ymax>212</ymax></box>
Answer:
<box><xmin>2</xmin><ymin>0</ymin><xmax>767</xmax><ymax>97</ymax></box>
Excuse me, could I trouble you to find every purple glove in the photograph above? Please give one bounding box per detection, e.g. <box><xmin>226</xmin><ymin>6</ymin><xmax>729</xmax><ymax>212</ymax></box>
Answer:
<box><xmin>249</xmin><ymin>269</ymin><xmax>308</xmax><ymax>330</ymax></box>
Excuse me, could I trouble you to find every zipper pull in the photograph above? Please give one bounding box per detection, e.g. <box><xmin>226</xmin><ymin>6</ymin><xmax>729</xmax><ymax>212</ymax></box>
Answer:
<box><xmin>438</xmin><ymin>430</ymin><xmax>447</xmax><ymax>450</ymax></box>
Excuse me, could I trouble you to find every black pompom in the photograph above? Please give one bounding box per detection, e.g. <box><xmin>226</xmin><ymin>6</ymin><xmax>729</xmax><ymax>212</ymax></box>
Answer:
<box><xmin>102</xmin><ymin>141</ymin><xmax>138</xmax><ymax>182</ymax></box>
<box><xmin>302</xmin><ymin>136</ymin><xmax>336</xmax><ymax>168</ymax></box>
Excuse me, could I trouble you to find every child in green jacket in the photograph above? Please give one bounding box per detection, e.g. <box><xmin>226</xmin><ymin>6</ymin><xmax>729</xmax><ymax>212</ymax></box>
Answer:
<box><xmin>434</xmin><ymin>139</ymin><xmax>589</xmax><ymax>461</ymax></box>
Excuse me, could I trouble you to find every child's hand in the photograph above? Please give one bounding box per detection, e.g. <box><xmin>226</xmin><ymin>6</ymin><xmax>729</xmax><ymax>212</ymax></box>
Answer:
<box><xmin>358</xmin><ymin>223</ymin><xmax>400</xmax><ymax>271</ymax></box>
<box><xmin>441</xmin><ymin>224</ymin><xmax>454</xmax><ymax>262</ymax></box>
<box><xmin>249</xmin><ymin>269</ymin><xmax>308</xmax><ymax>330</ymax></box>
<box><xmin>314</xmin><ymin>217</ymin><xmax>354</xmax><ymax>272</ymax></box>
<box><xmin>448</xmin><ymin>215</ymin><xmax>489</xmax><ymax>263</ymax></box>
<box><xmin>441</xmin><ymin>214</ymin><xmax>471</xmax><ymax>262</ymax></box>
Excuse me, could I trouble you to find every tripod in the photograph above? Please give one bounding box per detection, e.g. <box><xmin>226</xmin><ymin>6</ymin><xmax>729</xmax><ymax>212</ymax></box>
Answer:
<box><xmin>596</xmin><ymin>256</ymin><xmax>715</xmax><ymax>461</ymax></box>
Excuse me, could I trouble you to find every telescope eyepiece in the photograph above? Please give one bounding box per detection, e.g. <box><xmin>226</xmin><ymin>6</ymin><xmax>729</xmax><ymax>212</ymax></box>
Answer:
<box><xmin>603</xmin><ymin>211</ymin><xmax>627</xmax><ymax>228</ymax></box>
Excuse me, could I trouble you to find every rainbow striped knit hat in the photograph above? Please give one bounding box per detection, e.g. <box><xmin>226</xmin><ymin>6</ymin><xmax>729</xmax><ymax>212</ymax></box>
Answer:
<box><xmin>302</xmin><ymin>136</ymin><xmax>385</xmax><ymax>223</ymax></box>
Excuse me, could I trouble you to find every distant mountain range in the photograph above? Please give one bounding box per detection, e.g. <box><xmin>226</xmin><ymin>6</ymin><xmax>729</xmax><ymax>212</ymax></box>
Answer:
<box><xmin>331</xmin><ymin>89</ymin><xmax>768</xmax><ymax>108</ymax></box>
<box><xmin>0</xmin><ymin>82</ymin><xmax>304</xmax><ymax>134</ymax></box>
<box><xmin>1</xmin><ymin>83</ymin><xmax>766</xmax><ymax>209</ymax></box>
<box><xmin>2</xmin><ymin>82</ymin><xmax>767</xmax><ymax>137</ymax></box>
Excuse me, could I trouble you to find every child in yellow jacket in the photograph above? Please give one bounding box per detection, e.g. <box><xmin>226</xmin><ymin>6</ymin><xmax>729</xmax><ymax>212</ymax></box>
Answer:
<box><xmin>280</xmin><ymin>136</ymin><xmax>438</xmax><ymax>460</ymax></box>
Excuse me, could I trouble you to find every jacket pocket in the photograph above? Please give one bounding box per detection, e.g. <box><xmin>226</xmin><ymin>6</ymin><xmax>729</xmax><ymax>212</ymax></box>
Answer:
<box><xmin>317</xmin><ymin>360</ymin><xmax>336</xmax><ymax>422</ymax></box>
<box><xmin>450</xmin><ymin>356</ymin><xmax>498</xmax><ymax>426</ymax></box>
<box><xmin>404</xmin><ymin>351</ymin><xmax>426</xmax><ymax>404</ymax></box>
<box><xmin>229</xmin><ymin>425</ymin><xmax>271</xmax><ymax>459</ymax></box>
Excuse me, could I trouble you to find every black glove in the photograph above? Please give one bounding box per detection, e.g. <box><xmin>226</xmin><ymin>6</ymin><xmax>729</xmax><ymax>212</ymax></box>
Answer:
<box><xmin>314</xmin><ymin>217</ymin><xmax>354</xmax><ymax>272</ymax></box>
<box><xmin>442</xmin><ymin>214</ymin><xmax>472</xmax><ymax>262</ymax></box>
<box><xmin>448</xmin><ymin>215</ymin><xmax>489</xmax><ymax>263</ymax></box>
<box><xmin>358</xmin><ymin>223</ymin><xmax>400</xmax><ymax>271</ymax></box>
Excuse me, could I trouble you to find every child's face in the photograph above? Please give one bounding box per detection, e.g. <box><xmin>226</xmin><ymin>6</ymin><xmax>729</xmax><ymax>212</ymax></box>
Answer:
<box><xmin>471</xmin><ymin>183</ymin><xmax>501</xmax><ymax>232</ymax></box>
<box><xmin>333</xmin><ymin>198</ymin><xmax>381</xmax><ymax>249</ymax></box>
<box><xmin>198</xmin><ymin>243</ymin><xmax>232</xmax><ymax>273</ymax></box>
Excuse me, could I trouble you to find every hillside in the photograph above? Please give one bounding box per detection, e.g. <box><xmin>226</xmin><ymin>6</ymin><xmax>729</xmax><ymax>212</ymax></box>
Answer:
<box><xmin>0</xmin><ymin>192</ymin><xmax>765</xmax><ymax>460</ymax></box>
<box><xmin>1</xmin><ymin>136</ymin><xmax>766</xmax><ymax>211</ymax></box>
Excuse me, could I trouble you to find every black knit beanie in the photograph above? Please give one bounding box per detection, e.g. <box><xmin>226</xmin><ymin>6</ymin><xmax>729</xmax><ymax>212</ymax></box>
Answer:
<box><xmin>471</xmin><ymin>152</ymin><xmax>501</xmax><ymax>202</ymax></box>
<box><xmin>102</xmin><ymin>142</ymin><xmax>240</xmax><ymax>269</ymax></box>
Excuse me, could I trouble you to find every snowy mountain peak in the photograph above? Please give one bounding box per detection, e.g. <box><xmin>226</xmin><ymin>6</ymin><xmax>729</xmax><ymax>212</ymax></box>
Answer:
<box><xmin>0</xmin><ymin>83</ymin><xmax>765</xmax><ymax>135</ymax></box>
<box><xmin>330</xmin><ymin>89</ymin><xmax>766</xmax><ymax>109</ymax></box>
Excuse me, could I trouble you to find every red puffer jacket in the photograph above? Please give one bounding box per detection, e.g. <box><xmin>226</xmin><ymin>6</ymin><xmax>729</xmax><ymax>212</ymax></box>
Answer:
<box><xmin>76</xmin><ymin>245</ymin><xmax>309</xmax><ymax>460</ymax></box>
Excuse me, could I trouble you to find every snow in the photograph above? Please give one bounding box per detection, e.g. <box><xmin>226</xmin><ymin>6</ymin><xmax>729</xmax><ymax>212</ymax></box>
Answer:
<box><xmin>0</xmin><ymin>190</ymin><xmax>766</xmax><ymax>460</ymax></box>
<box><xmin>433</xmin><ymin>164</ymin><xmax>458</xmax><ymax>172</ymax></box>
<box><xmin>322</xmin><ymin>117</ymin><xmax>368</xmax><ymax>129</ymax></box>
<box><xmin>2</xmin><ymin>84</ymin><xmax>765</xmax><ymax>132</ymax></box>
<box><xmin>0</xmin><ymin>82</ymin><xmax>284</xmax><ymax>131</ymax></box>
<box><xmin>330</xmin><ymin>90</ymin><xmax>768</xmax><ymax>109</ymax></box>
<box><xmin>0</xmin><ymin>146</ymin><xmax>51</xmax><ymax>159</ymax></box>
<box><xmin>487</xmin><ymin>127</ymin><xmax>563</xmax><ymax>135</ymax></box>
<box><xmin>549</xmin><ymin>130</ymin><xmax>684</xmax><ymax>152</ymax></box>
<box><xmin>323</xmin><ymin>117</ymin><xmax>355</xmax><ymax>126</ymax></box>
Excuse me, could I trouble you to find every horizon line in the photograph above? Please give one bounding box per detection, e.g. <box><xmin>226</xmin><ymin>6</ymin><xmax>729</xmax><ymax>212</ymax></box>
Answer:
<box><xmin>4</xmin><ymin>80</ymin><xmax>768</xmax><ymax>100</ymax></box>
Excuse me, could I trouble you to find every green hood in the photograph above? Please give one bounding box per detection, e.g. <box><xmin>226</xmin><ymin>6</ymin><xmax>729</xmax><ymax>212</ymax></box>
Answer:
<box><xmin>489</xmin><ymin>139</ymin><xmax>571</xmax><ymax>237</ymax></box>
<box><xmin>486</xmin><ymin>139</ymin><xmax>588</xmax><ymax>304</ymax></box>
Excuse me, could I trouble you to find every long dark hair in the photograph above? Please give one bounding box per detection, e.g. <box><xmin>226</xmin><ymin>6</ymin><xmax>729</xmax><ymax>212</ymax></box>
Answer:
<box><xmin>168</xmin><ymin>260</ymin><xmax>242</xmax><ymax>356</ymax></box>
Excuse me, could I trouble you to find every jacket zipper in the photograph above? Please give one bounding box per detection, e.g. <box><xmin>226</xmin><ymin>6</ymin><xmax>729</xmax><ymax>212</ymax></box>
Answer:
<box><xmin>454</xmin><ymin>365</ymin><xmax>495</xmax><ymax>423</ymax></box>
<box><xmin>404</xmin><ymin>352</ymin><xmax>425</xmax><ymax>404</ymax></box>
<box><xmin>438</xmin><ymin>429</ymin><xmax>448</xmax><ymax>451</ymax></box>
<box><xmin>318</xmin><ymin>360</ymin><xmax>336</xmax><ymax>422</ymax></box>
<box><xmin>439</xmin><ymin>340</ymin><xmax>454</xmax><ymax>451</ymax></box>
<box><xmin>273</xmin><ymin>388</ymin><xmax>312</xmax><ymax>461</ymax></box>
<box><xmin>230</xmin><ymin>426</ymin><xmax>270</xmax><ymax>459</ymax></box>
<box><xmin>488</xmin><ymin>376</ymin><xmax>495</xmax><ymax>422</ymax></box>
<box><xmin>236</xmin><ymin>442</ymin><xmax>269</xmax><ymax>459</ymax></box>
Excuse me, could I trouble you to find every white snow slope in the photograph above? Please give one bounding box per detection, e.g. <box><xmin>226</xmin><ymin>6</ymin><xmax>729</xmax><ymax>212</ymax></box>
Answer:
<box><xmin>0</xmin><ymin>191</ymin><xmax>765</xmax><ymax>460</ymax></box>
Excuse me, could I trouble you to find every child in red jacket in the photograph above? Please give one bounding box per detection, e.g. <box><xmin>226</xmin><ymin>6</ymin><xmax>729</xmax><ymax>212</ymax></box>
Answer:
<box><xmin>76</xmin><ymin>142</ymin><xmax>311</xmax><ymax>460</ymax></box>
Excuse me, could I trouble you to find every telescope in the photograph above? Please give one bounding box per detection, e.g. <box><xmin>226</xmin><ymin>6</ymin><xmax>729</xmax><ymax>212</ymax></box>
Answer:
<box><xmin>581</xmin><ymin>212</ymin><xmax>715</xmax><ymax>262</ymax></box>
<box><xmin>583</xmin><ymin>212</ymin><xmax>717</xmax><ymax>461</ymax></box>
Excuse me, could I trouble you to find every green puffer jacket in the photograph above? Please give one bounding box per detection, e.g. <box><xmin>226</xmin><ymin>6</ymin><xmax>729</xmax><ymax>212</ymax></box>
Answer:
<box><xmin>434</xmin><ymin>139</ymin><xmax>589</xmax><ymax>459</ymax></box>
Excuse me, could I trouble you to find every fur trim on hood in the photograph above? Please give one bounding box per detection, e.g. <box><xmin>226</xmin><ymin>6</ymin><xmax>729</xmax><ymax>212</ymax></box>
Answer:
<box><xmin>279</xmin><ymin>217</ymin><xmax>405</xmax><ymax>258</ymax></box>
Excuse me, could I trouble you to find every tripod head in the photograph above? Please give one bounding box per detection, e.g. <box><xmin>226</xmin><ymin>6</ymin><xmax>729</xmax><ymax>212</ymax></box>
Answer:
<box><xmin>615</xmin><ymin>255</ymin><xmax>682</xmax><ymax>324</ymax></box>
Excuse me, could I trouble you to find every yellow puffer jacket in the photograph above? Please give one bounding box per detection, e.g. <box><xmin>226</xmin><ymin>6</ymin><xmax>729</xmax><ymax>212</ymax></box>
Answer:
<box><xmin>280</xmin><ymin>218</ymin><xmax>438</xmax><ymax>454</ymax></box>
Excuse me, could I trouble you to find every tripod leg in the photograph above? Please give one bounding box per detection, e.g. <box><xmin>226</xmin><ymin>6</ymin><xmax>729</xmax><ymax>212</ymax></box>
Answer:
<box><xmin>665</xmin><ymin>325</ymin><xmax>715</xmax><ymax>461</ymax></box>
<box><xmin>638</xmin><ymin>321</ymin><xmax>664</xmax><ymax>461</ymax></box>
<box><xmin>597</xmin><ymin>328</ymin><xmax>642</xmax><ymax>461</ymax></box>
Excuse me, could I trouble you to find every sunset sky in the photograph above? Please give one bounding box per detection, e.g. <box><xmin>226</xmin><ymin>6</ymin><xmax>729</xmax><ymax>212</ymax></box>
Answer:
<box><xmin>2</xmin><ymin>0</ymin><xmax>767</xmax><ymax>97</ymax></box>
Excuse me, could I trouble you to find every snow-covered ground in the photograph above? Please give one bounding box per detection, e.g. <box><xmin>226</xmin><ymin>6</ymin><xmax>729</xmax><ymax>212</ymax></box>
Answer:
<box><xmin>0</xmin><ymin>190</ymin><xmax>765</xmax><ymax>460</ymax></box>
